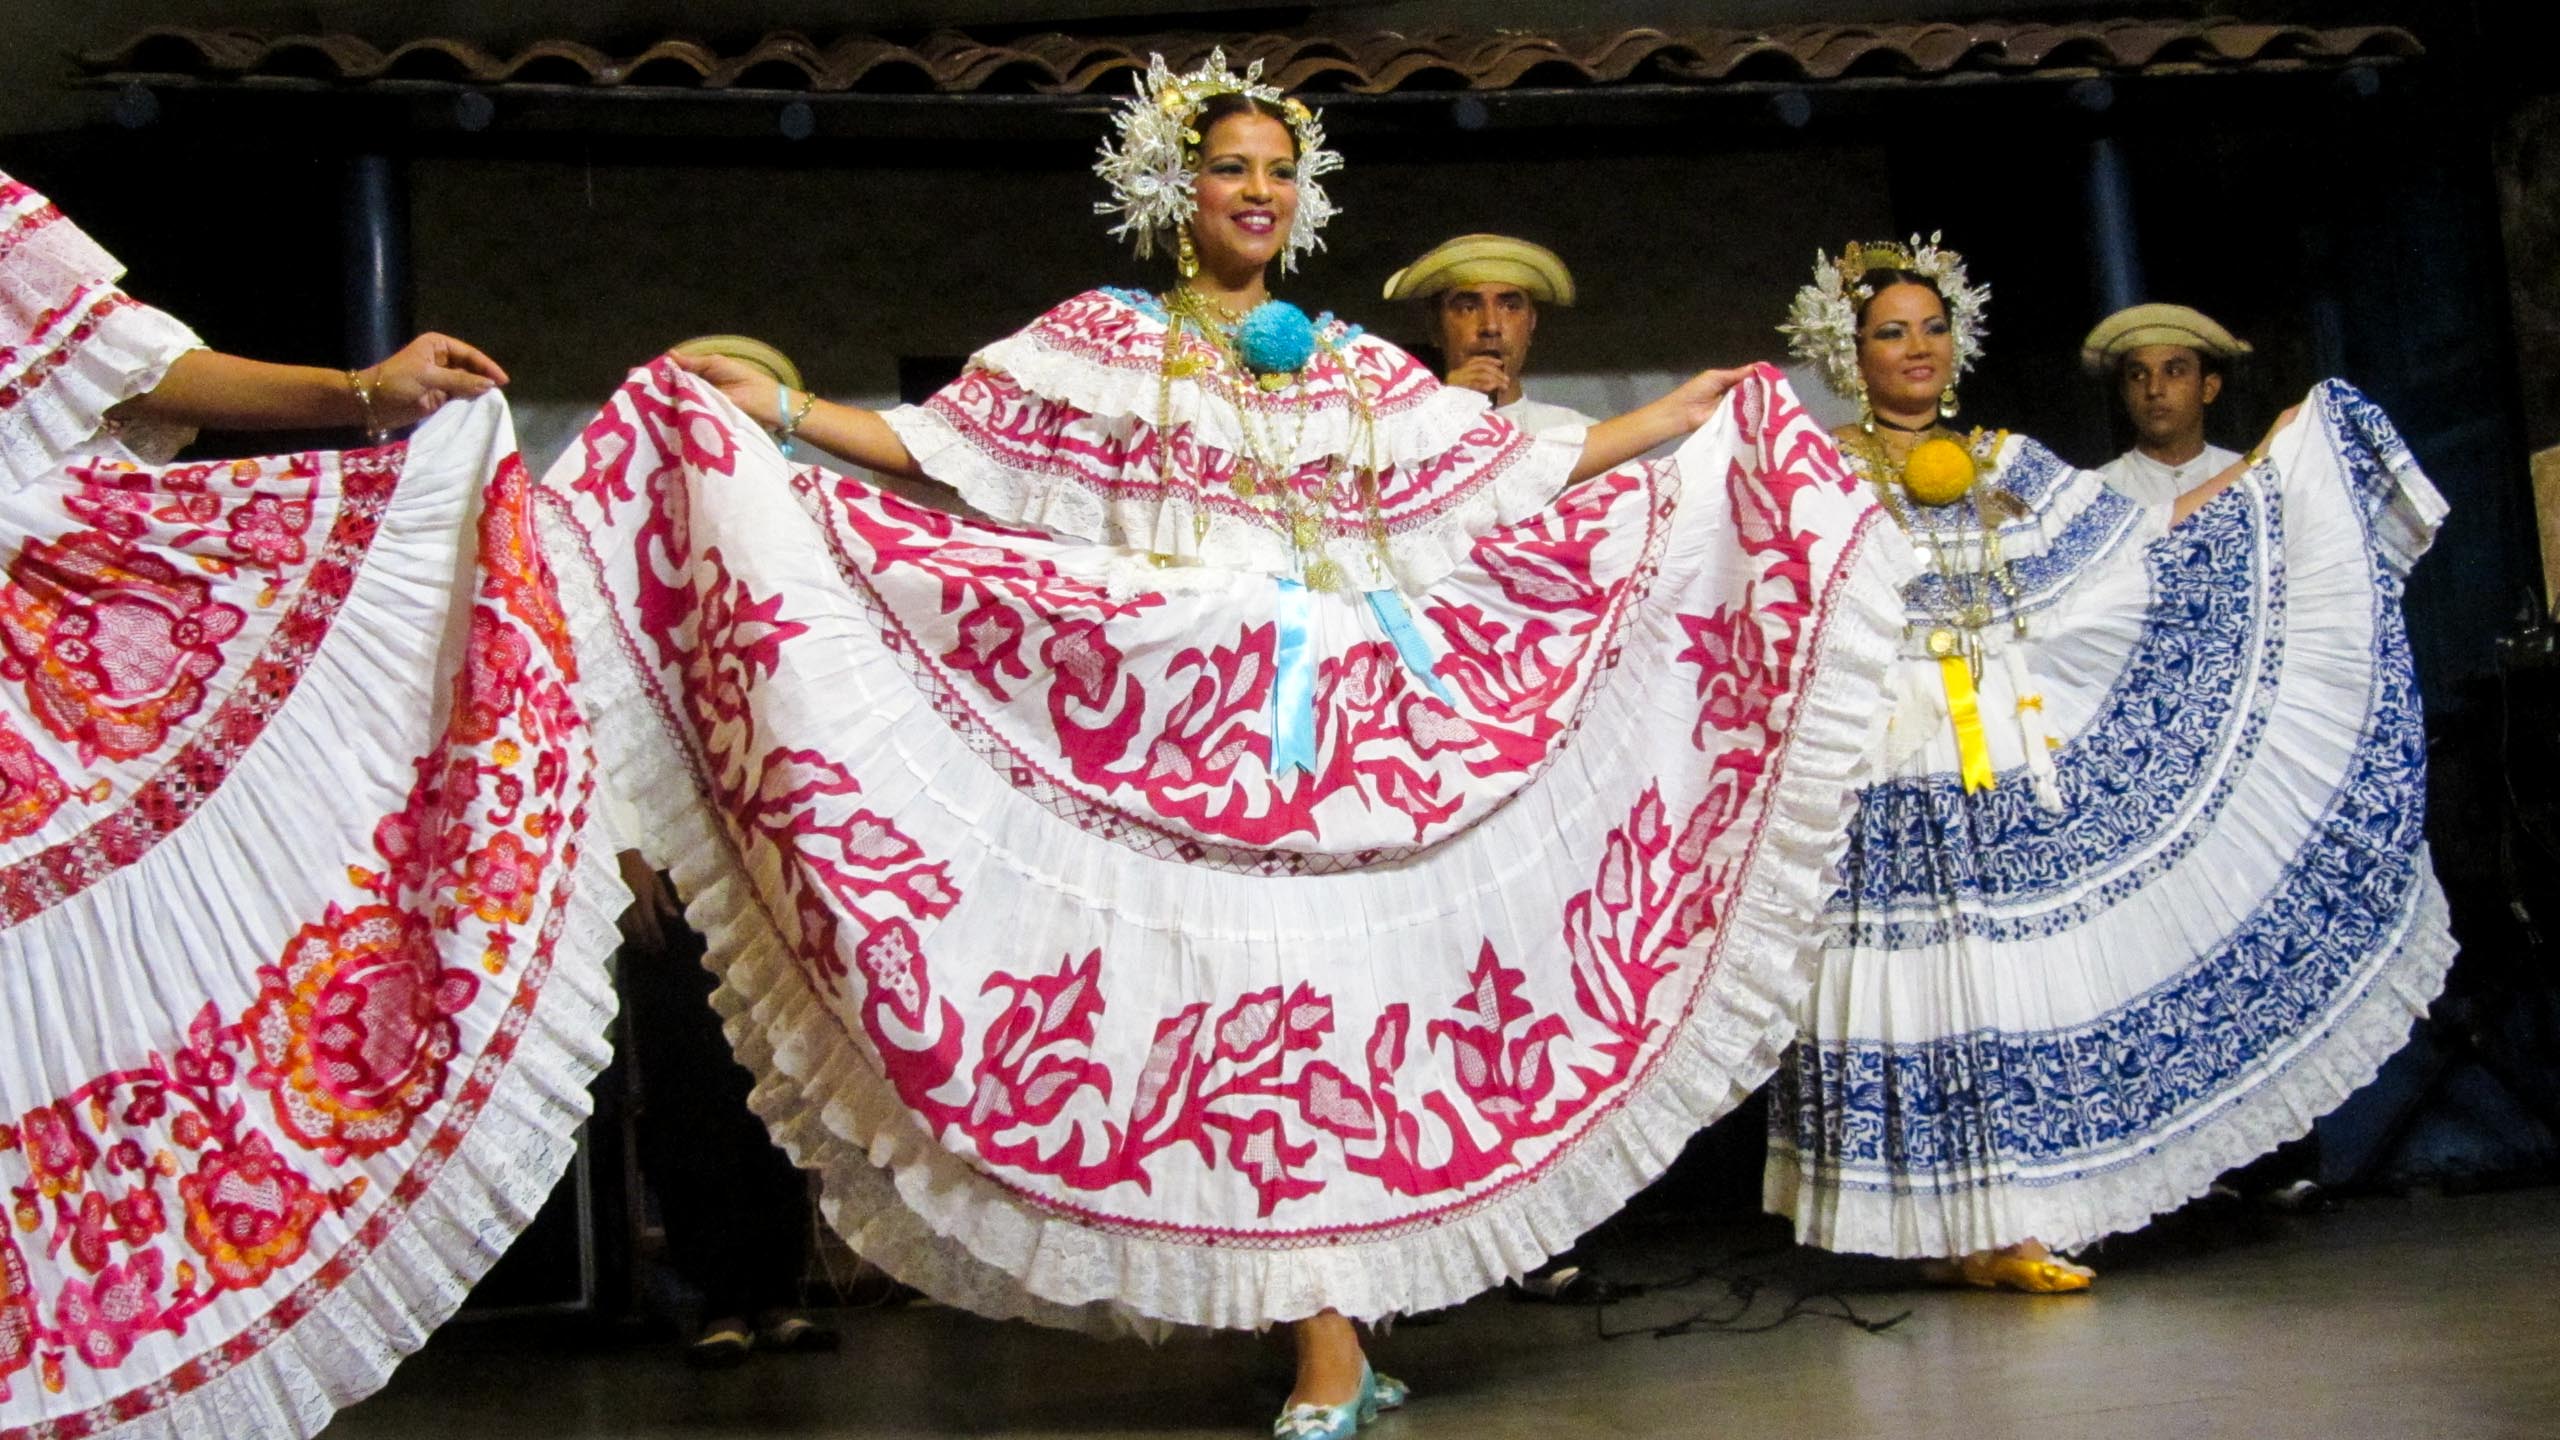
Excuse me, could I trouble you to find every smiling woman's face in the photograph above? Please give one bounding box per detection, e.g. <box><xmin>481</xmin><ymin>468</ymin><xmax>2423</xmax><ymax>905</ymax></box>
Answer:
<box><xmin>1856</xmin><ymin>280</ymin><xmax>1955</xmax><ymax>417</ymax></box>
<box><xmin>1186</xmin><ymin>109</ymin><xmax>1299</xmax><ymax>280</ymax></box>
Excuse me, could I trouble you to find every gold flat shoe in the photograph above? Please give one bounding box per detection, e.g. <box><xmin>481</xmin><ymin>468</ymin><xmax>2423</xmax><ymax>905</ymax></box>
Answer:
<box><xmin>1922</xmin><ymin>1253</ymin><xmax>2094</xmax><ymax>1294</ymax></box>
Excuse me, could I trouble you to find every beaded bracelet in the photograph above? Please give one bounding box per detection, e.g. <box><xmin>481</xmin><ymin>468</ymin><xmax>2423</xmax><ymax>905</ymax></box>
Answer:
<box><xmin>775</xmin><ymin>381</ymin><xmax>817</xmax><ymax>460</ymax></box>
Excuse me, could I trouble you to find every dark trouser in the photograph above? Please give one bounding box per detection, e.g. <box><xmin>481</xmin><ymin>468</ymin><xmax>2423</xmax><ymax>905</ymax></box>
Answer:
<box><xmin>623</xmin><ymin>918</ymin><xmax>811</xmax><ymax>1322</ymax></box>
<box><xmin>2226</xmin><ymin>1133</ymin><xmax>2322</xmax><ymax>1194</ymax></box>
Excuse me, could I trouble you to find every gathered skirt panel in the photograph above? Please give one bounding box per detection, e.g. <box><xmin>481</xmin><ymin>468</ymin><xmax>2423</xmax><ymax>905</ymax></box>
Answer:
<box><xmin>538</xmin><ymin>363</ymin><xmax>1910</xmax><ymax>1332</ymax></box>
<box><xmin>0</xmin><ymin>395</ymin><xmax>625</xmax><ymax>1439</ymax></box>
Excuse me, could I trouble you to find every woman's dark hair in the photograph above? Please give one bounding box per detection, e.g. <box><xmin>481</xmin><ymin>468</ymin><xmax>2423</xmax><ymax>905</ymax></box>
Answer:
<box><xmin>1852</xmin><ymin>267</ymin><xmax>1946</xmax><ymax>328</ymax></box>
<box><xmin>1191</xmin><ymin>92</ymin><xmax>1300</xmax><ymax>157</ymax></box>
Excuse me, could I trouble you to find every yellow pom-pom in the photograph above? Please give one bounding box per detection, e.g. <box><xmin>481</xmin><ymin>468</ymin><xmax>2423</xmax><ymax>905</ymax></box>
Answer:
<box><xmin>1902</xmin><ymin>437</ymin><xmax>1978</xmax><ymax>506</ymax></box>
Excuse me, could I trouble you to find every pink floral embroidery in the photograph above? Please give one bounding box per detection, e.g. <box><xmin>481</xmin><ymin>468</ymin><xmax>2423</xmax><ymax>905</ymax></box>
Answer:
<box><xmin>456</xmin><ymin>606</ymin><xmax>532</xmax><ymax>745</ymax></box>
<box><xmin>245</xmin><ymin>904</ymin><xmax>479</xmax><ymax>1161</ymax></box>
<box><xmin>0</xmin><ymin>418</ymin><xmax>600</xmax><ymax>1432</ymax></box>
<box><xmin>178</xmin><ymin>1135</ymin><xmax>327</xmax><ymax>1291</ymax></box>
<box><xmin>460</xmin><ymin>833</ymin><xmax>540</xmax><ymax>926</ymax></box>
<box><xmin>0</xmin><ymin>529</ymin><xmax>246</xmax><ymax>764</ymax></box>
<box><xmin>0</xmin><ymin>1232</ymin><xmax>35</xmax><ymax>1401</ymax></box>
<box><xmin>0</xmin><ymin>447</ymin><xmax>400</xmax><ymax>928</ymax></box>
<box><xmin>12</xmin><ymin>1108</ymin><xmax>94</xmax><ymax>1201</ymax></box>
<box><xmin>50</xmin><ymin>1249</ymin><xmax>161</xmax><ymax>1372</ymax></box>
<box><xmin>223</xmin><ymin>492</ymin><xmax>313</xmax><ymax>572</ymax></box>
<box><xmin>0</xmin><ymin>717</ymin><xmax>65</xmax><ymax>841</ymax></box>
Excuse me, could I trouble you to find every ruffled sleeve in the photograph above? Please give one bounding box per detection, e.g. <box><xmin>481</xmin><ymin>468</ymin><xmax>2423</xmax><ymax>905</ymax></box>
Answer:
<box><xmin>0</xmin><ymin>173</ymin><xmax>205</xmax><ymax>490</ymax></box>
<box><xmin>879</xmin><ymin>288</ymin><xmax>1580</xmax><ymax>588</ymax></box>
<box><xmin>2306</xmin><ymin>378</ymin><xmax>2446</xmax><ymax>576</ymax></box>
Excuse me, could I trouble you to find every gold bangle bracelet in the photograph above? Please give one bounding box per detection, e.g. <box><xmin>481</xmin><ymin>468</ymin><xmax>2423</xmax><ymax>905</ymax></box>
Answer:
<box><xmin>347</xmin><ymin>368</ymin><xmax>386</xmax><ymax>442</ymax></box>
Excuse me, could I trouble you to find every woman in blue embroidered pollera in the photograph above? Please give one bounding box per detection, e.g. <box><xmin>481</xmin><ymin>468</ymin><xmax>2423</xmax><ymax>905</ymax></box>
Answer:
<box><xmin>1765</xmin><ymin>237</ymin><xmax>2455</xmax><ymax>1290</ymax></box>
<box><xmin>539</xmin><ymin>51</ymin><xmax>1916</xmax><ymax>1440</ymax></box>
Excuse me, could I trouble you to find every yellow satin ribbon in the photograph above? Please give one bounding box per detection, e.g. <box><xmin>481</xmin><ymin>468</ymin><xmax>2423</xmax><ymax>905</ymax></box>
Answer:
<box><xmin>1939</xmin><ymin>655</ymin><xmax>1998</xmax><ymax>794</ymax></box>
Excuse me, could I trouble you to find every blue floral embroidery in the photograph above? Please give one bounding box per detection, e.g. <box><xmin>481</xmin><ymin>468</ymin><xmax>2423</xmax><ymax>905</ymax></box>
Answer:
<box><xmin>1777</xmin><ymin>387</ymin><xmax>2433</xmax><ymax>1191</ymax></box>
<box><xmin>1777</xmin><ymin>613</ymin><xmax>2423</xmax><ymax>1188</ymax></box>
<box><xmin>1837</xmin><ymin>485</ymin><xmax>2284</xmax><ymax>944</ymax></box>
<box><xmin>2319</xmin><ymin>379</ymin><xmax>2423</xmax><ymax>551</ymax></box>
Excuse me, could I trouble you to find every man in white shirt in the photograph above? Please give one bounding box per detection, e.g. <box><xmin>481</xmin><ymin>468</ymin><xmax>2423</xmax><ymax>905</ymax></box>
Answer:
<box><xmin>2079</xmin><ymin>303</ymin><xmax>2254</xmax><ymax>505</ymax></box>
<box><xmin>1383</xmin><ymin>234</ymin><xmax>1596</xmax><ymax>437</ymax></box>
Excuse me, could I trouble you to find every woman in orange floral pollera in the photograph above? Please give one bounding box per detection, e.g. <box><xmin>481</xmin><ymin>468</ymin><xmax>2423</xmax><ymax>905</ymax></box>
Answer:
<box><xmin>0</xmin><ymin>168</ymin><xmax>630</xmax><ymax>1439</ymax></box>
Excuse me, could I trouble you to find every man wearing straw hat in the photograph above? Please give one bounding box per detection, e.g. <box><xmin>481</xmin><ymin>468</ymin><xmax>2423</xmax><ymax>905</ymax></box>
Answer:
<box><xmin>1385</xmin><ymin>233</ymin><xmax>1595</xmax><ymax>439</ymax></box>
<box><xmin>2080</xmin><ymin>302</ymin><xmax>2255</xmax><ymax>506</ymax></box>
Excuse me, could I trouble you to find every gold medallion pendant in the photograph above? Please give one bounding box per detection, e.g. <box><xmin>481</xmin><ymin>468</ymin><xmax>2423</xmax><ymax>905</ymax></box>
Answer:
<box><xmin>1924</xmin><ymin>626</ymin><xmax>1961</xmax><ymax>659</ymax></box>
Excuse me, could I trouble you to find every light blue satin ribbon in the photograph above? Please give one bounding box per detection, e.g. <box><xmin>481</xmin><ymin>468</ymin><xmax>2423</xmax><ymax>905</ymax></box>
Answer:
<box><xmin>1267</xmin><ymin>579</ymin><xmax>1453</xmax><ymax>779</ymax></box>
<box><xmin>1270</xmin><ymin>578</ymin><xmax>1319</xmax><ymax>777</ymax></box>
<box><xmin>1364</xmin><ymin>588</ymin><xmax>1455</xmax><ymax>703</ymax></box>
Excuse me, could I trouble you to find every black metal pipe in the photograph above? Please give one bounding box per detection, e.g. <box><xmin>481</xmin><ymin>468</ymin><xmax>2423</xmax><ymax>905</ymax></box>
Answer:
<box><xmin>342</xmin><ymin>153</ymin><xmax>410</xmax><ymax>366</ymax></box>
<box><xmin>2084</xmin><ymin>135</ymin><xmax>2145</xmax><ymax>313</ymax></box>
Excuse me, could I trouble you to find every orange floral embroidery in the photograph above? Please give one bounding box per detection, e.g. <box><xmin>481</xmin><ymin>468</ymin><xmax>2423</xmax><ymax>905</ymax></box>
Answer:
<box><xmin>0</xmin><ymin>718</ymin><xmax>62</xmax><ymax>842</ymax></box>
<box><xmin>244</xmin><ymin>904</ymin><xmax>478</xmax><ymax>1161</ymax></box>
<box><xmin>177</xmin><ymin>1134</ymin><xmax>326</xmax><ymax>1290</ymax></box>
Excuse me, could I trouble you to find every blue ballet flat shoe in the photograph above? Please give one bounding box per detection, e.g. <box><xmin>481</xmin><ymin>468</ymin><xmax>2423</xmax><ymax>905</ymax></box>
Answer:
<box><xmin>1272</xmin><ymin>1363</ymin><xmax>1410</xmax><ymax>1440</ymax></box>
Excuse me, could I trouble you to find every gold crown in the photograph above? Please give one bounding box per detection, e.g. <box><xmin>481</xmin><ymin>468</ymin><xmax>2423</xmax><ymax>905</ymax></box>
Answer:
<box><xmin>1836</xmin><ymin>240</ymin><xmax>1919</xmax><ymax>286</ymax></box>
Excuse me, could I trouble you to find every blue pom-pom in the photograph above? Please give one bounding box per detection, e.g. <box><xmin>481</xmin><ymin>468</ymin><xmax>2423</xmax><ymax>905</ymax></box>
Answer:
<box><xmin>1235</xmin><ymin>300</ymin><xmax>1317</xmax><ymax>376</ymax></box>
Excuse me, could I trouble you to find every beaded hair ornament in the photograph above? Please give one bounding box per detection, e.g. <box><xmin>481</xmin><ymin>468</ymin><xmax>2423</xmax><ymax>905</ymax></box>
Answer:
<box><xmin>1094</xmin><ymin>49</ymin><xmax>1342</xmax><ymax>272</ymax></box>
<box><xmin>1781</xmin><ymin>233</ymin><xmax>1990</xmax><ymax>400</ymax></box>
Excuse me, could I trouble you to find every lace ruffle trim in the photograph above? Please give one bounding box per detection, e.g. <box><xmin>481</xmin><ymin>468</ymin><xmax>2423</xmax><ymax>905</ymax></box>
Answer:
<box><xmin>1</xmin><ymin>293</ymin><xmax>202</xmax><ymax>492</ymax></box>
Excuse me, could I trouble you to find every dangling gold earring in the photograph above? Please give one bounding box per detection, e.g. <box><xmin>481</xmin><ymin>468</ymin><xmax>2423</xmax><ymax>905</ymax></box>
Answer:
<box><xmin>1938</xmin><ymin>383</ymin><xmax>1960</xmax><ymax>421</ymax></box>
<box><xmin>1856</xmin><ymin>377</ymin><xmax>1877</xmax><ymax>434</ymax></box>
<box><xmin>1177</xmin><ymin>227</ymin><xmax>1199</xmax><ymax>280</ymax></box>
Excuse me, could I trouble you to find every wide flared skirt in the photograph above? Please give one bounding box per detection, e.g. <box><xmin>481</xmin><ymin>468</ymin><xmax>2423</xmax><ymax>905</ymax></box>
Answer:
<box><xmin>536</xmin><ymin>363</ymin><xmax>1909</xmax><ymax>1333</ymax></box>
<box><xmin>0</xmin><ymin>395</ymin><xmax>623</xmax><ymax>1438</ymax></box>
<box><xmin>1768</xmin><ymin>381</ymin><xmax>2455</xmax><ymax>1258</ymax></box>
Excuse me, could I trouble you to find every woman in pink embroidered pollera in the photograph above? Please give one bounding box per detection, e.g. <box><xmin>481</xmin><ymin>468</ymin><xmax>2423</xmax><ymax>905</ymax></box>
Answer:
<box><xmin>541</xmin><ymin>51</ymin><xmax>1909</xmax><ymax>1439</ymax></box>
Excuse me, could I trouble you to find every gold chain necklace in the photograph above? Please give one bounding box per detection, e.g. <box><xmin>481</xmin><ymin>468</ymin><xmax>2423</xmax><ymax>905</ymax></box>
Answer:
<box><xmin>1842</xmin><ymin>425</ymin><xmax>2026</xmax><ymax>672</ymax></box>
<box><xmin>1156</xmin><ymin>289</ymin><xmax>1391</xmax><ymax>591</ymax></box>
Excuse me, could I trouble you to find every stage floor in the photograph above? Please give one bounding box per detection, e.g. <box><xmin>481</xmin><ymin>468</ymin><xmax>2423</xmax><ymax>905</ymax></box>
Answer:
<box><xmin>329</xmin><ymin>1185</ymin><xmax>2560</xmax><ymax>1439</ymax></box>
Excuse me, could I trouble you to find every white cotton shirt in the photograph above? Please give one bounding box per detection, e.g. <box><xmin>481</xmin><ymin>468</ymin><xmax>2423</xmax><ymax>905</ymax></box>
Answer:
<box><xmin>2096</xmin><ymin>443</ymin><xmax>2242</xmax><ymax>507</ymax></box>
<box><xmin>1496</xmin><ymin>395</ymin><xmax>1599</xmax><ymax>437</ymax></box>
<box><xmin>1494</xmin><ymin>395</ymin><xmax>1597</xmax><ymax>503</ymax></box>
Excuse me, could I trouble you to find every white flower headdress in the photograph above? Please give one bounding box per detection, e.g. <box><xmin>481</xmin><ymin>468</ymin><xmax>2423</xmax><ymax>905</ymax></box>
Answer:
<box><xmin>1780</xmin><ymin>233</ymin><xmax>1990</xmax><ymax>399</ymax></box>
<box><xmin>1094</xmin><ymin>50</ymin><xmax>1342</xmax><ymax>273</ymax></box>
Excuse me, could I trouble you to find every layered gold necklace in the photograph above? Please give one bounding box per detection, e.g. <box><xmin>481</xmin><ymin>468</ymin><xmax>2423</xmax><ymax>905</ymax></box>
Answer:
<box><xmin>1157</xmin><ymin>288</ymin><xmax>1389</xmax><ymax>592</ymax></box>
<box><xmin>1838</xmin><ymin>423</ymin><xmax>2026</xmax><ymax>672</ymax></box>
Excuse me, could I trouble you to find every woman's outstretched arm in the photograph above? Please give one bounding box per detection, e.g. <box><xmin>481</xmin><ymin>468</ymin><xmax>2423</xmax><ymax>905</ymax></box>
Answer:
<box><xmin>110</xmin><ymin>332</ymin><xmax>508</xmax><ymax>433</ymax></box>
<box><xmin>670</xmin><ymin>351</ymin><xmax>925</xmax><ymax>482</ymax></box>
<box><xmin>2170</xmin><ymin>402</ymin><xmax>2303</xmax><ymax>527</ymax></box>
<box><xmin>1570</xmin><ymin>365</ymin><xmax>1759</xmax><ymax>482</ymax></box>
